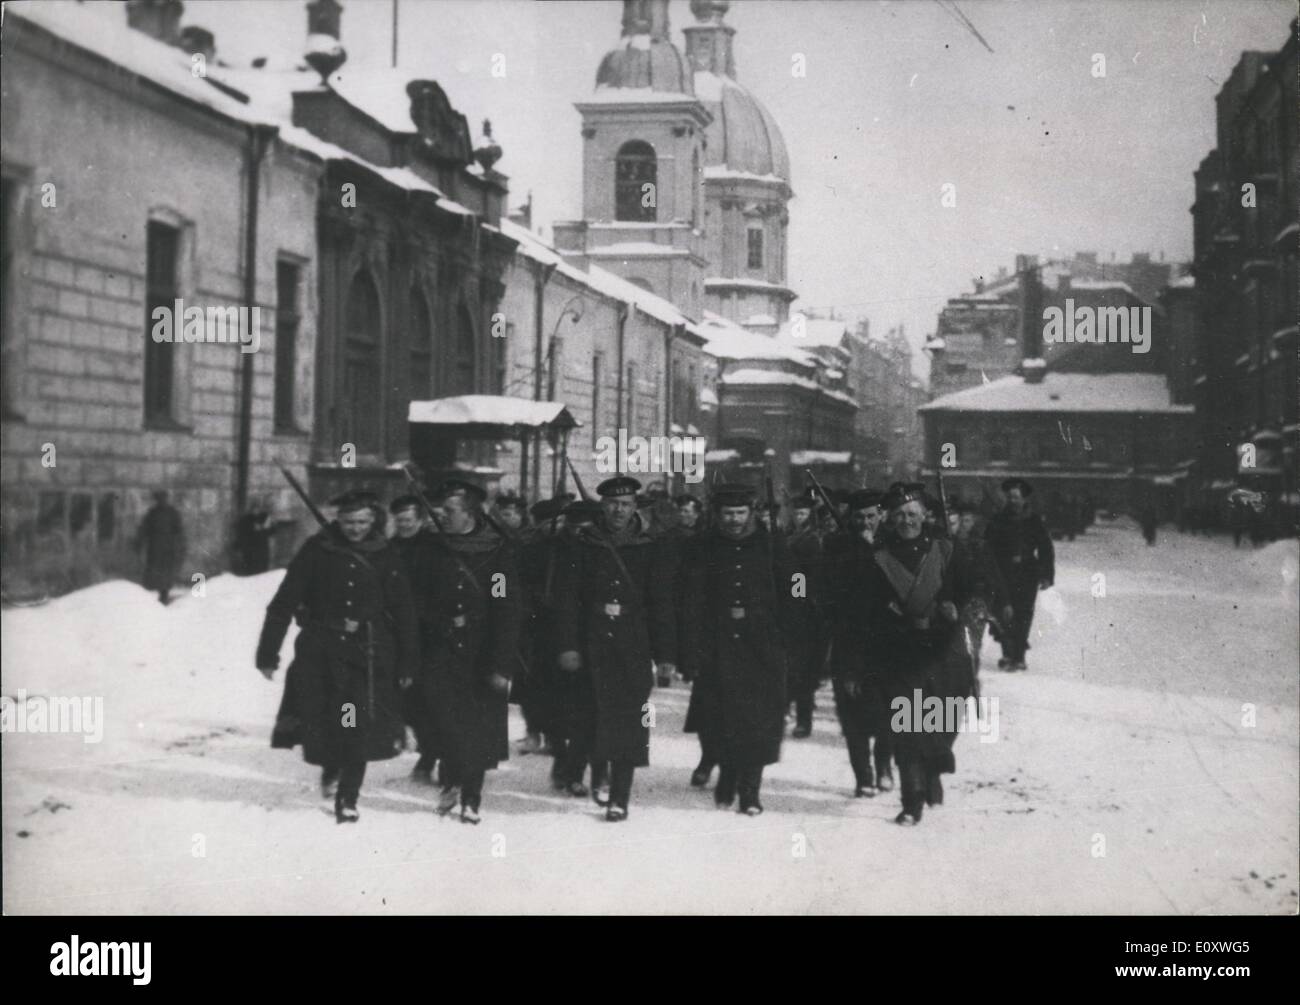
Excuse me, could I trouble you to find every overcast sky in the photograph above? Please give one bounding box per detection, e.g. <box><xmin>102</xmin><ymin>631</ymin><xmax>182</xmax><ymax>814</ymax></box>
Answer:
<box><xmin>184</xmin><ymin>0</ymin><xmax>1297</xmax><ymax>376</ymax></box>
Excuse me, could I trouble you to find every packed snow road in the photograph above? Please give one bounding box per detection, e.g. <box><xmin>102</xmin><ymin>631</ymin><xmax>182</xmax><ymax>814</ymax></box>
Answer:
<box><xmin>2</xmin><ymin>520</ymin><xmax>1296</xmax><ymax>914</ymax></box>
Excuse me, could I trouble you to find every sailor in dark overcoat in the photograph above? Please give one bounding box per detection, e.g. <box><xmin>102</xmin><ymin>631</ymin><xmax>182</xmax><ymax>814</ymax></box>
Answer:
<box><xmin>553</xmin><ymin>477</ymin><xmax>677</xmax><ymax>821</ymax></box>
<box><xmin>826</xmin><ymin>488</ymin><xmax>897</xmax><ymax>797</ymax></box>
<box><xmin>860</xmin><ymin>482</ymin><xmax>978</xmax><ymax>826</ymax></box>
<box><xmin>784</xmin><ymin>493</ymin><xmax>825</xmax><ymax>739</ymax></box>
<box><xmin>388</xmin><ymin>494</ymin><xmax>440</xmax><ymax>784</ymax></box>
<box><xmin>680</xmin><ymin>484</ymin><xmax>795</xmax><ymax>814</ymax></box>
<box><xmin>519</xmin><ymin>494</ymin><xmax>582</xmax><ymax>793</ymax></box>
<box><xmin>984</xmin><ymin>478</ymin><xmax>1054</xmax><ymax>671</ymax></box>
<box><xmin>255</xmin><ymin>490</ymin><xmax>419</xmax><ymax>824</ymax></box>
<box><xmin>406</xmin><ymin>480</ymin><xmax>524</xmax><ymax>824</ymax></box>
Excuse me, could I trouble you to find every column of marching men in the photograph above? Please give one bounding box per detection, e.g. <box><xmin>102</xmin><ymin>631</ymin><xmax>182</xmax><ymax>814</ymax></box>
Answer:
<box><xmin>255</xmin><ymin>471</ymin><xmax>1053</xmax><ymax>827</ymax></box>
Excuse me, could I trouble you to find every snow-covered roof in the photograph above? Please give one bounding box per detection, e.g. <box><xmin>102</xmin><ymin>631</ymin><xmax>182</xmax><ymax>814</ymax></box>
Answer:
<box><xmin>704</xmin><ymin>277</ymin><xmax>794</xmax><ymax>293</ymax></box>
<box><xmin>697</xmin><ymin>314</ymin><xmax>815</xmax><ymax>365</ymax></box>
<box><xmin>776</xmin><ymin>317</ymin><xmax>849</xmax><ymax>349</ymax></box>
<box><xmin>1168</xmin><ymin>274</ymin><xmax>1196</xmax><ymax>289</ymax></box>
<box><xmin>582</xmin><ymin>87</ymin><xmax>699</xmax><ymax>104</ymax></box>
<box><xmin>1068</xmin><ymin>279</ymin><xmax>1138</xmax><ymax>296</ymax></box>
<box><xmin>721</xmin><ymin>369</ymin><xmax>857</xmax><ymax>407</ymax></box>
<box><xmin>702</xmin><ymin>166</ymin><xmax>788</xmax><ymax>186</ymax></box>
<box><xmin>408</xmin><ymin>396</ymin><xmax>579</xmax><ymax>429</ymax></box>
<box><xmin>791</xmin><ymin>450</ymin><xmax>853</xmax><ymax>466</ymax></box>
<box><xmin>8</xmin><ymin>1</ymin><xmax>267</xmax><ymax>126</ymax></box>
<box><xmin>920</xmin><ymin>373</ymin><xmax>1193</xmax><ymax>414</ymax></box>
<box><xmin>588</xmin><ymin>242</ymin><xmax>689</xmax><ymax>257</ymax></box>
<box><xmin>500</xmin><ymin>218</ymin><xmax>704</xmax><ymax>334</ymax></box>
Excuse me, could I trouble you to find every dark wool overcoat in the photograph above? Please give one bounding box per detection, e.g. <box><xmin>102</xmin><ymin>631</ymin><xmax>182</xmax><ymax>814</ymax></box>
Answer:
<box><xmin>553</xmin><ymin>515</ymin><xmax>676</xmax><ymax>767</ymax></box>
<box><xmin>680</xmin><ymin>525</ymin><xmax>795</xmax><ymax>766</ymax></box>
<box><xmin>256</xmin><ymin>526</ymin><xmax>418</xmax><ymax>766</ymax></box>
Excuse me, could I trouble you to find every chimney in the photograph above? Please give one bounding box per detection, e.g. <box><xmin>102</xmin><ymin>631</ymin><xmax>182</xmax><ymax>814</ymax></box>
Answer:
<box><xmin>305</xmin><ymin>0</ymin><xmax>347</xmax><ymax>82</ymax></box>
<box><xmin>621</xmin><ymin>0</ymin><xmax>670</xmax><ymax>40</ymax></box>
<box><xmin>508</xmin><ymin>192</ymin><xmax>534</xmax><ymax>232</ymax></box>
<box><xmin>1018</xmin><ymin>256</ymin><xmax>1044</xmax><ymax>361</ymax></box>
<box><xmin>179</xmin><ymin>25</ymin><xmax>215</xmax><ymax>64</ymax></box>
<box><xmin>126</xmin><ymin>0</ymin><xmax>184</xmax><ymax>46</ymax></box>
<box><xmin>684</xmin><ymin>0</ymin><xmax>737</xmax><ymax>77</ymax></box>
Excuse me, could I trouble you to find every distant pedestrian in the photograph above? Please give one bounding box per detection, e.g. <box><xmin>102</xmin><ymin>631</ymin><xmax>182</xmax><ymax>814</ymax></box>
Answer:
<box><xmin>135</xmin><ymin>489</ymin><xmax>184</xmax><ymax>605</ymax></box>
<box><xmin>985</xmin><ymin>478</ymin><xmax>1054</xmax><ymax>671</ymax></box>
<box><xmin>1140</xmin><ymin>504</ymin><xmax>1158</xmax><ymax>546</ymax></box>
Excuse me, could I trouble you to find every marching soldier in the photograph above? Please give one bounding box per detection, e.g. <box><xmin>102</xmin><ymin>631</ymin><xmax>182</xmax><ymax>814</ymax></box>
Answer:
<box><xmin>985</xmin><ymin>478</ymin><xmax>1054</xmax><ymax>671</ymax></box>
<box><xmin>388</xmin><ymin>494</ymin><xmax>441</xmax><ymax>785</ymax></box>
<box><xmin>827</xmin><ymin>488</ymin><xmax>895</xmax><ymax>796</ymax></box>
<box><xmin>953</xmin><ymin>501</ymin><xmax>1009</xmax><ymax>679</ymax></box>
<box><xmin>520</xmin><ymin>494</ymin><xmax>581</xmax><ymax>792</ymax></box>
<box><xmin>554</xmin><ymin>477</ymin><xmax>677</xmax><ymax>821</ymax></box>
<box><xmin>856</xmin><ymin>482</ymin><xmax>978</xmax><ymax>826</ymax></box>
<box><xmin>256</xmin><ymin>489</ymin><xmax>418</xmax><ymax>824</ymax></box>
<box><xmin>784</xmin><ymin>493</ymin><xmax>825</xmax><ymax>739</ymax></box>
<box><xmin>680</xmin><ymin>483</ymin><xmax>795</xmax><ymax>815</ymax></box>
<box><xmin>407</xmin><ymin>479</ymin><xmax>524</xmax><ymax>824</ymax></box>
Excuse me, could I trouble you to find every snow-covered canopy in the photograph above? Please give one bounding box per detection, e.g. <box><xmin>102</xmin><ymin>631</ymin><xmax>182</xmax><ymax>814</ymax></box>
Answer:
<box><xmin>408</xmin><ymin>396</ymin><xmax>579</xmax><ymax>431</ymax></box>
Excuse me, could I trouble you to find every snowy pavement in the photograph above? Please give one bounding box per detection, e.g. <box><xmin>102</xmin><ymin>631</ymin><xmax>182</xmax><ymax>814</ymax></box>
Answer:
<box><xmin>2</xmin><ymin>520</ymin><xmax>1296</xmax><ymax>914</ymax></box>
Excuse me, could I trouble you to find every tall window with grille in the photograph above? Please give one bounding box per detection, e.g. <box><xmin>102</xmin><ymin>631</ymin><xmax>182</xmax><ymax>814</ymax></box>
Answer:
<box><xmin>274</xmin><ymin>260</ymin><xmax>301</xmax><ymax>433</ymax></box>
<box><xmin>615</xmin><ymin>141</ymin><xmax>656</xmax><ymax>223</ymax></box>
<box><xmin>747</xmin><ymin>225</ymin><xmax>764</xmax><ymax>270</ymax></box>
<box><xmin>452</xmin><ymin>304</ymin><xmax>476</xmax><ymax>395</ymax></box>
<box><xmin>409</xmin><ymin>286</ymin><xmax>433</xmax><ymax>401</ymax></box>
<box><xmin>144</xmin><ymin>220</ymin><xmax>179</xmax><ymax>427</ymax></box>
<box><xmin>342</xmin><ymin>270</ymin><xmax>382</xmax><ymax>454</ymax></box>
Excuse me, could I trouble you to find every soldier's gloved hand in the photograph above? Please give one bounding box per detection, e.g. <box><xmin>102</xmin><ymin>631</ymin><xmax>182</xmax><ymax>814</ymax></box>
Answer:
<box><xmin>938</xmin><ymin>601</ymin><xmax>959</xmax><ymax>623</ymax></box>
<box><xmin>487</xmin><ymin>672</ymin><xmax>510</xmax><ymax>694</ymax></box>
<box><xmin>557</xmin><ymin>650</ymin><xmax>582</xmax><ymax>673</ymax></box>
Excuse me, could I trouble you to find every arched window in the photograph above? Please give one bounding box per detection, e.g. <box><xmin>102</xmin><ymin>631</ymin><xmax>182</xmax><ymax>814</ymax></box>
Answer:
<box><xmin>343</xmin><ymin>269</ymin><xmax>382</xmax><ymax>453</ymax></box>
<box><xmin>409</xmin><ymin>285</ymin><xmax>433</xmax><ymax>400</ymax></box>
<box><xmin>615</xmin><ymin>140</ymin><xmax>656</xmax><ymax>222</ymax></box>
<box><xmin>452</xmin><ymin>303</ymin><xmax>476</xmax><ymax>395</ymax></box>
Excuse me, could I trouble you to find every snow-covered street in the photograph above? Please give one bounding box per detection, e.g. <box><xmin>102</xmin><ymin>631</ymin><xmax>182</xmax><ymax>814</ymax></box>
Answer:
<box><xmin>3</xmin><ymin>519</ymin><xmax>1296</xmax><ymax>915</ymax></box>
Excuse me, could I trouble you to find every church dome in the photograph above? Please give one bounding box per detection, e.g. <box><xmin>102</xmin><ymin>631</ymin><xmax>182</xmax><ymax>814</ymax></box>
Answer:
<box><xmin>596</xmin><ymin>35</ymin><xmax>694</xmax><ymax>95</ymax></box>
<box><xmin>595</xmin><ymin>1</ymin><xmax>693</xmax><ymax>96</ymax></box>
<box><xmin>695</xmin><ymin>71</ymin><xmax>790</xmax><ymax>183</ymax></box>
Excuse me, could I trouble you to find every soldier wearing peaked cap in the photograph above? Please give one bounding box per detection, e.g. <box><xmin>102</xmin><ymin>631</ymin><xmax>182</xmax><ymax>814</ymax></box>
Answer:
<box><xmin>825</xmin><ymin>487</ymin><xmax>896</xmax><ymax>796</ymax></box>
<box><xmin>405</xmin><ymin>479</ymin><xmax>524</xmax><ymax>825</ymax></box>
<box><xmin>387</xmin><ymin>493</ymin><xmax>442</xmax><ymax>785</ymax></box>
<box><xmin>784</xmin><ymin>492</ymin><xmax>826</xmax><ymax>740</ymax></box>
<box><xmin>256</xmin><ymin>489</ymin><xmax>419</xmax><ymax>824</ymax></box>
<box><xmin>552</xmin><ymin>475</ymin><xmax>678</xmax><ymax>821</ymax></box>
<box><xmin>842</xmin><ymin>481</ymin><xmax>979</xmax><ymax>825</ymax></box>
<box><xmin>516</xmin><ymin>494</ymin><xmax>576</xmax><ymax>781</ymax></box>
<box><xmin>680</xmin><ymin>483</ymin><xmax>796</xmax><ymax>814</ymax></box>
<box><xmin>985</xmin><ymin>477</ymin><xmax>1054</xmax><ymax>671</ymax></box>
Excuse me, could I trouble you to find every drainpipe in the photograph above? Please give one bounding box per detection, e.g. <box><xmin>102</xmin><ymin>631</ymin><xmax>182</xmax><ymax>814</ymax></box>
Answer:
<box><xmin>235</xmin><ymin>124</ymin><xmax>275</xmax><ymax>518</ymax></box>
<box><xmin>615</xmin><ymin>303</ymin><xmax>630</xmax><ymax>469</ymax></box>
<box><xmin>527</xmin><ymin>261</ymin><xmax>556</xmax><ymax>496</ymax></box>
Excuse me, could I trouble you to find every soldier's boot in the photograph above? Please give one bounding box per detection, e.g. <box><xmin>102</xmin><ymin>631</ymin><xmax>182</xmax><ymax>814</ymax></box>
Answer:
<box><xmin>437</xmin><ymin>785</ymin><xmax>461</xmax><ymax>816</ymax></box>
<box><xmin>591</xmin><ymin>763</ymin><xmax>611</xmax><ymax>807</ymax></box>
<box><xmin>925</xmin><ymin>771</ymin><xmax>944</xmax><ymax>807</ymax></box>
<box><xmin>855</xmin><ymin>764</ymin><xmax>877</xmax><ymax>798</ymax></box>
<box><xmin>715</xmin><ymin>765</ymin><xmax>738</xmax><ymax>809</ymax></box>
<box><xmin>335</xmin><ymin>801</ymin><xmax>360</xmax><ymax>824</ymax></box>
<box><xmin>792</xmin><ymin>695</ymin><xmax>813</xmax><ymax>739</ymax></box>
<box><xmin>320</xmin><ymin>766</ymin><xmax>340</xmax><ymax>801</ymax></box>
<box><xmin>690</xmin><ymin>759</ymin><xmax>716</xmax><ymax>788</ymax></box>
<box><xmin>738</xmin><ymin>766</ymin><xmax>764</xmax><ymax>816</ymax></box>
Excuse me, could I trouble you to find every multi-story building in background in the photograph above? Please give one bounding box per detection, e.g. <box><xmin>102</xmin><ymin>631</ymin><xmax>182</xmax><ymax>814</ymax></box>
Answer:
<box><xmin>1189</xmin><ymin>20</ymin><xmax>1298</xmax><ymax>530</ymax></box>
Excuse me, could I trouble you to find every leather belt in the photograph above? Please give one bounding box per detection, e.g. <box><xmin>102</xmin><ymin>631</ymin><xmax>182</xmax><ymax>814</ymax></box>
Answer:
<box><xmin>729</xmin><ymin>606</ymin><xmax>746</xmax><ymax>620</ymax></box>
<box><xmin>313</xmin><ymin>617</ymin><xmax>364</xmax><ymax>634</ymax></box>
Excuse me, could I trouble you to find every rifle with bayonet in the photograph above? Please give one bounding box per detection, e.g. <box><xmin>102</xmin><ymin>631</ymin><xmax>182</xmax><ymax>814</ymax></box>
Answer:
<box><xmin>805</xmin><ymin>468</ymin><xmax>849</xmax><ymax>535</ymax></box>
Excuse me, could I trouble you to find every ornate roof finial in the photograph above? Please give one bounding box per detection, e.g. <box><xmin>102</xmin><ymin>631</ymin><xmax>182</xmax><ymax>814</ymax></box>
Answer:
<box><xmin>690</xmin><ymin>0</ymin><xmax>730</xmax><ymax>24</ymax></box>
<box><xmin>474</xmin><ymin>118</ymin><xmax>503</xmax><ymax>172</ymax></box>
